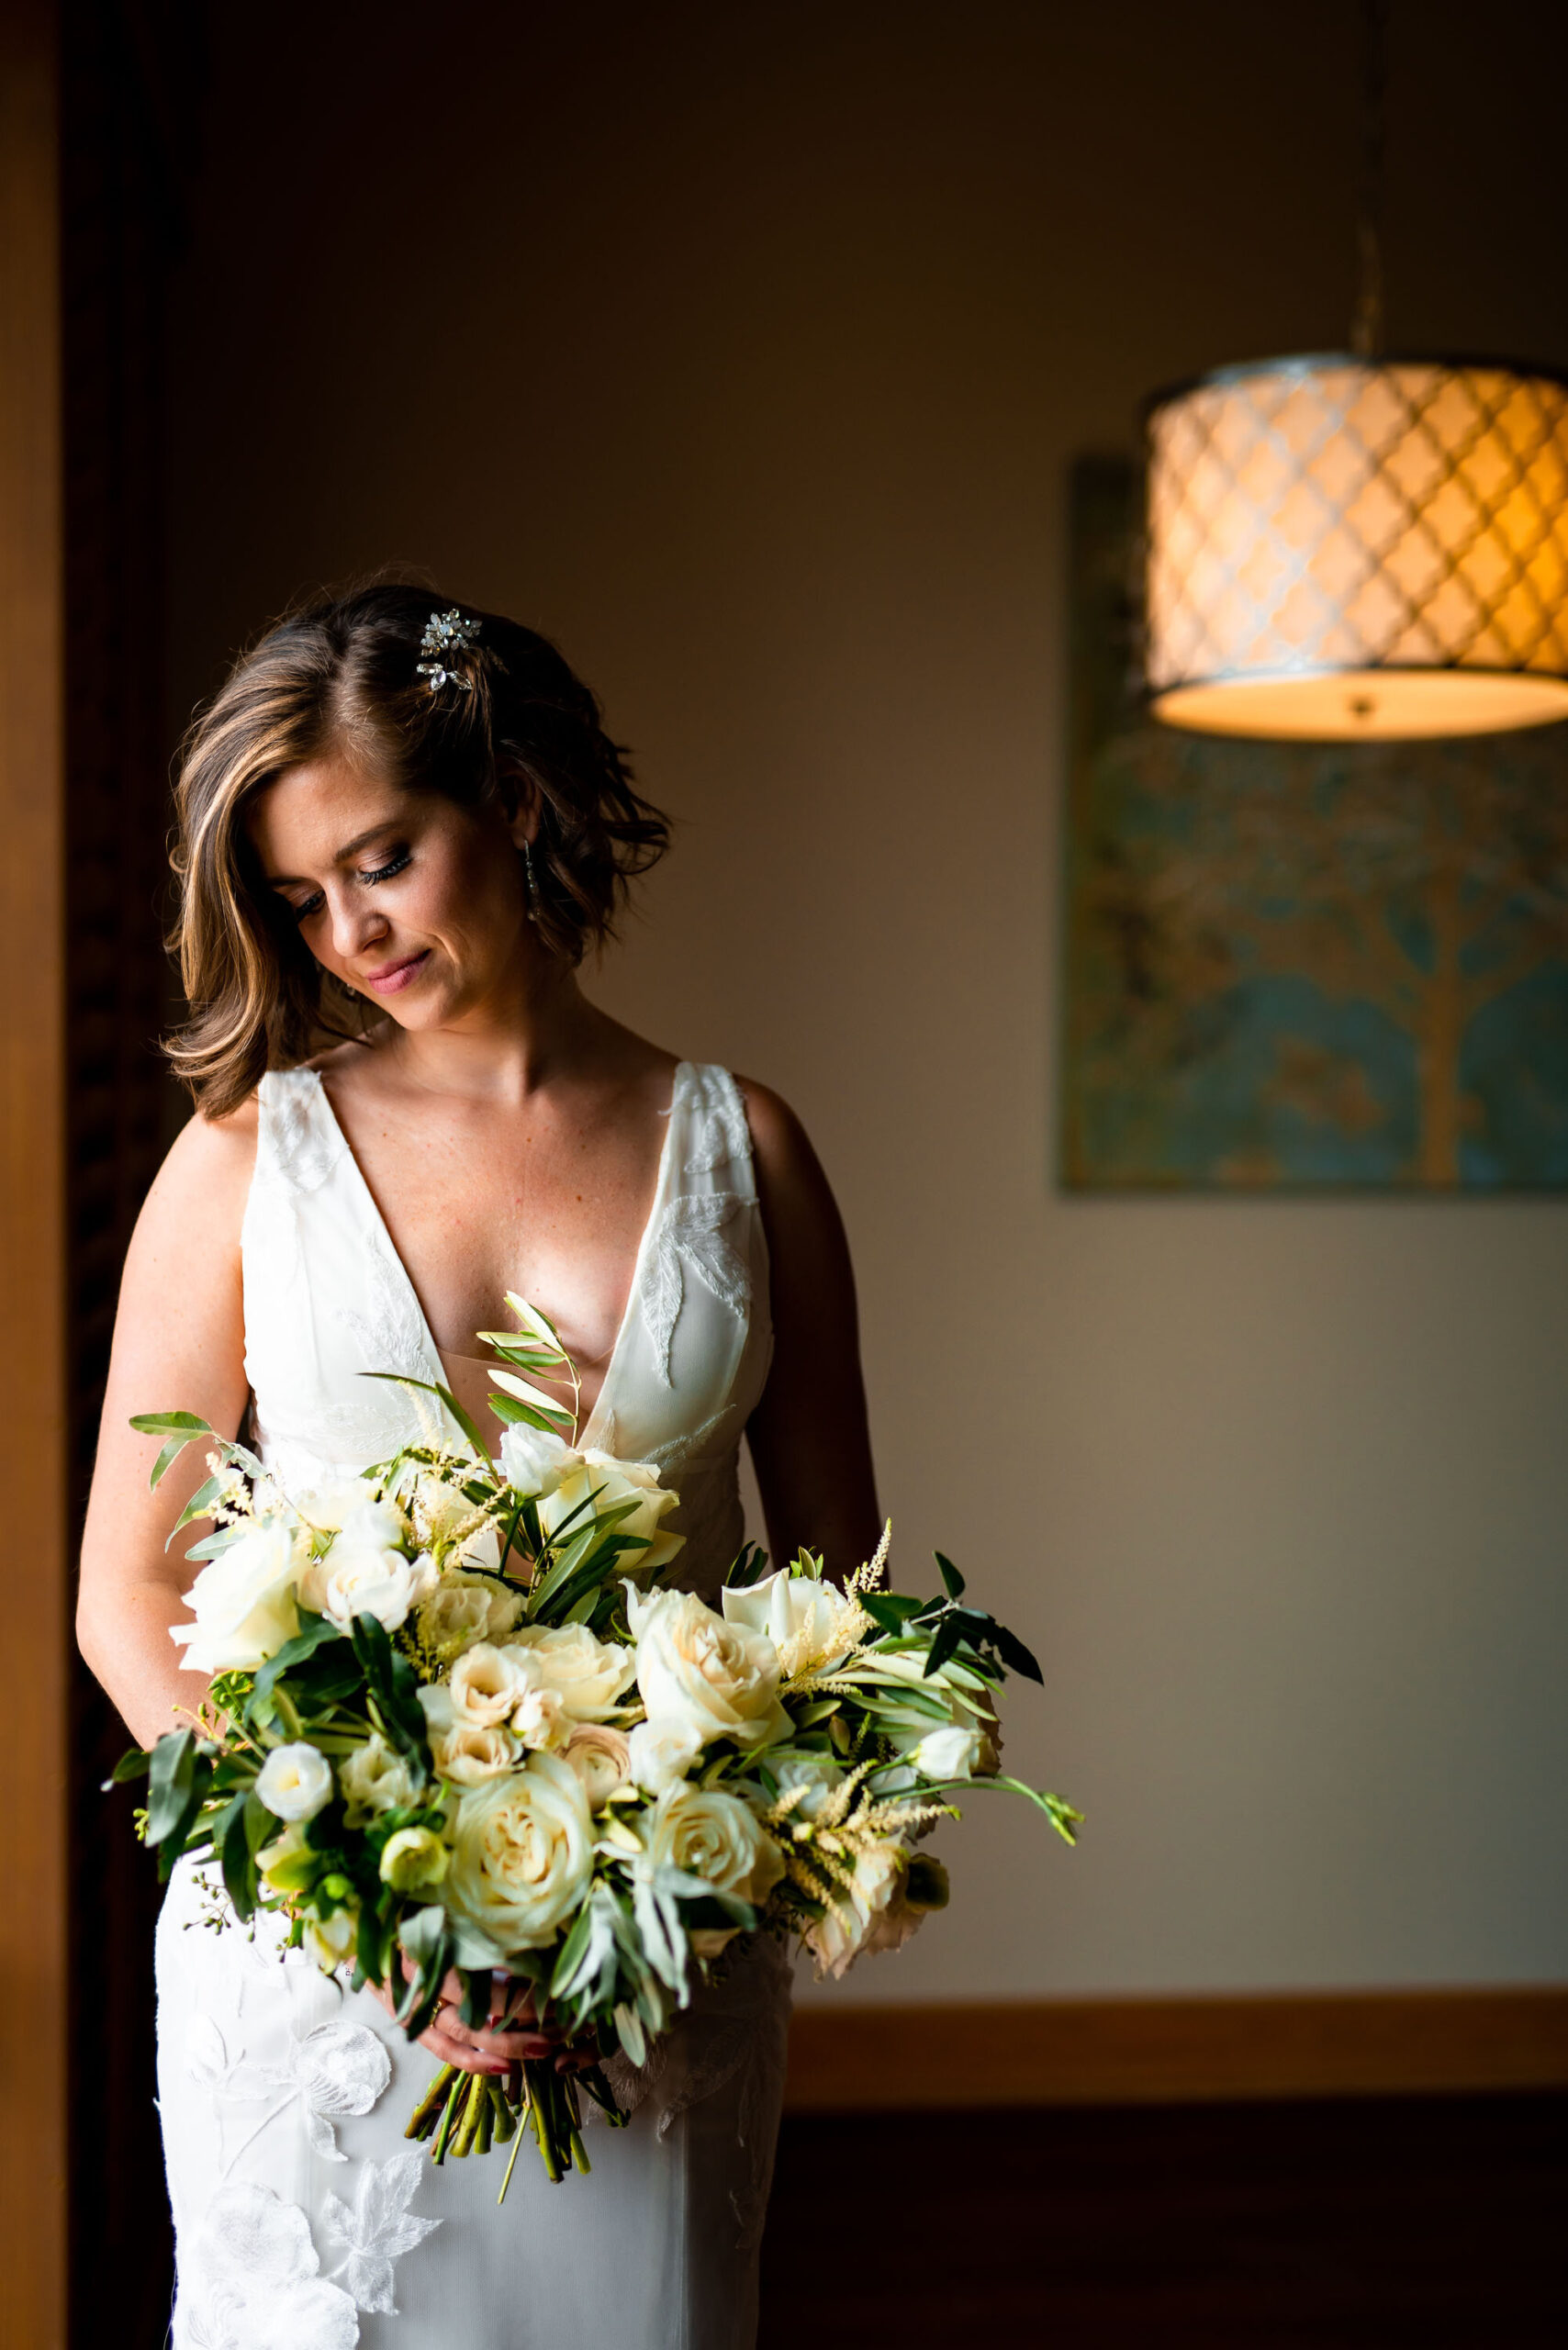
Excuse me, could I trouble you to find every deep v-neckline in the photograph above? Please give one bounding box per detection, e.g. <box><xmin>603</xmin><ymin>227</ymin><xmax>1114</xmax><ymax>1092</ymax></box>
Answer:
<box><xmin>308</xmin><ymin>1063</ymin><xmax>687</xmax><ymax>1453</ymax></box>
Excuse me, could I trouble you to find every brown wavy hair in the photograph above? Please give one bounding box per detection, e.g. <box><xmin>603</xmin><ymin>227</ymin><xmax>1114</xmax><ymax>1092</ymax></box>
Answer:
<box><xmin>167</xmin><ymin>584</ymin><xmax>671</xmax><ymax>1116</ymax></box>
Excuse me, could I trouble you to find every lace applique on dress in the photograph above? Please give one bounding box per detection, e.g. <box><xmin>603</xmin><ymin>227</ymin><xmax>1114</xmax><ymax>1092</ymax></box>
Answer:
<box><xmin>265</xmin><ymin>1078</ymin><xmax>348</xmax><ymax>1198</ymax></box>
<box><xmin>639</xmin><ymin>1194</ymin><xmax>752</xmax><ymax>1383</ymax></box>
<box><xmin>177</xmin><ymin>2182</ymin><xmax>360</xmax><ymax>2350</ymax></box>
<box><xmin>187</xmin><ymin>2014</ymin><xmax>393</xmax><ymax>2170</ymax></box>
<box><xmin>681</xmin><ymin>1065</ymin><xmax>751</xmax><ymax>1176</ymax></box>
<box><xmin>320</xmin><ymin>2152</ymin><xmax>441</xmax><ymax>2315</ymax></box>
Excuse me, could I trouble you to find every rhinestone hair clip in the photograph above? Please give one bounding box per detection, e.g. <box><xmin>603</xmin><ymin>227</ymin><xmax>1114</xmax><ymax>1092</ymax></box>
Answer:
<box><xmin>416</xmin><ymin>606</ymin><xmax>482</xmax><ymax>692</ymax></box>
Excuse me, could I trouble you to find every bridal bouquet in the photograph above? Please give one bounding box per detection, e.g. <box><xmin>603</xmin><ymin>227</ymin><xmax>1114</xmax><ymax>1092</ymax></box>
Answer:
<box><xmin>118</xmin><ymin>1296</ymin><xmax>1078</xmax><ymax>2197</ymax></box>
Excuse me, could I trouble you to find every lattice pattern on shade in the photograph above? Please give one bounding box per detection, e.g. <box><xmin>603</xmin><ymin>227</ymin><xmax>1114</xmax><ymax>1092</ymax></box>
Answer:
<box><xmin>1147</xmin><ymin>358</ymin><xmax>1568</xmax><ymax>695</ymax></box>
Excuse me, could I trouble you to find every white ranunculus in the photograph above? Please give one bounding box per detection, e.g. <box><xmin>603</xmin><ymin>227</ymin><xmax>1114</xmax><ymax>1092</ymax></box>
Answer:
<box><xmin>447</xmin><ymin>1753</ymin><xmax>594</xmax><ymax>1953</ymax></box>
<box><xmin>801</xmin><ymin>1839</ymin><xmax>907</xmax><ymax>1980</ymax></box>
<box><xmin>504</xmin><ymin>1622</ymin><xmax>636</xmax><ymax>1722</ymax></box>
<box><xmin>560</xmin><ymin>1723</ymin><xmax>632</xmax><ymax>1809</ymax></box>
<box><xmin>338</xmin><ymin>1732</ymin><xmax>417</xmax><ymax>1826</ymax></box>
<box><xmin>417</xmin><ymin>1572</ymin><xmax>523</xmax><ymax>1659</ymax></box>
<box><xmin>313</xmin><ymin>1540</ymin><xmax>432</xmax><ymax>1636</ymax></box>
<box><xmin>721</xmin><ymin>1569</ymin><xmax>861</xmax><ymax>1678</ymax></box>
<box><xmin>172</xmin><ymin>1516</ymin><xmax>308</xmax><ymax>1674</ymax></box>
<box><xmin>256</xmin><ymin>1741</ymin><xmax>334</xmax><ymax>1823</ymax></box>
<box><xmin>626</xmin><ymin>1715</ymin><xmax>703</xmax><ymax>1796</ymax></box>
<box><xmin>417</xmin><ymin>1683</ymin><xmax>520</xmax><ymax>1785</ymax></box>
<box><xmin>628</xmin><ymin>1588</ymin><xmax>790</xmax><ymax>1752</ymax></box>
<box><xmin>448</xmin><ymin>1641</ymin><xmax>536</xmax><ymax>1729</ymax></box>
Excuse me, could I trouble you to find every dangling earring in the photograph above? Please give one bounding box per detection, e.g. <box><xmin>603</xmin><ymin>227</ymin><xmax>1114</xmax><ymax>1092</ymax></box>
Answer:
<box><xmin>522</xmin><ymin>836</ymin><xmax>537</xmax><ymax>921</ymax></box>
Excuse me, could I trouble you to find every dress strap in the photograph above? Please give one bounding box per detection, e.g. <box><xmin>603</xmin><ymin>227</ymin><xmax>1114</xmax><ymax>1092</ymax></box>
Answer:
<box><xmin>668</xmin><ymin>1062</ymin><xmax>756</xmax><ymax>1198</ymax></box>
<box><xmin>253</xmin><ymin>1067</ymin><xmax>347</xmax><ymax>1197</ymax></box>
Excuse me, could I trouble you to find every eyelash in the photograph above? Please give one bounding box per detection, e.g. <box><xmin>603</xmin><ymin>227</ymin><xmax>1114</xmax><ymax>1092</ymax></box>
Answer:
<box><xmin>290</xmin><ymin>851</ymin><xmax>411</xmax><ymax>924</ymax></box>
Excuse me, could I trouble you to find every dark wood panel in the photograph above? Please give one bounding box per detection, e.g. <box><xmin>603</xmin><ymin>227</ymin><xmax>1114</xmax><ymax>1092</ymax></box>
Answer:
<box><xmin>761</xmin><ymin>2094</ymin><xmax>1568</xmax><ymax>2349</ymax></box>
<box><xmin>785</xmin><ymin>1987</ymin><xmax>1568</xmax><ymax>2110</ymax></box>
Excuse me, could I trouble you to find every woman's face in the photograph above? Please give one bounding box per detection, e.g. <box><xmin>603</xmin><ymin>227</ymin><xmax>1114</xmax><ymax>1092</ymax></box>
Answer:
<box><xmin>248</xmin><ymin>756</ymin><xmax>535</xmax><ymax>1029</ymax></box>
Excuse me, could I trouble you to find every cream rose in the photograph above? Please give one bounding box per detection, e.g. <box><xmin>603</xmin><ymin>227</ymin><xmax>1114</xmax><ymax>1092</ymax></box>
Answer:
<box><xmin>448</xmin><ymin>1641</ymin><xmax>536</xmax><ymax>1729</ymax></box>
<box><xmin>629</xmin><ymin>1588</ymin><xmax>790</xmax><ymax>1752</ymax></box>
<box><xmin>650</xmin><ymin>1785</ymin><xmax>784</xmax><ymax>1908</ymax></box>
<box><xmin>418</xmin><ymin>1684</ymin><xmax>519</xmax><ymax>1785</ymax></box>
<box><xmin>447</xmin><ymin>1753</ymin><xmax>594</xmax><ymax>1953</ymax></box>
<box><xmin>339</xmin><ymin>1733</ymin><xmax>418</xmax><ymax>1826</ymax></box>
<box><xmin>771</xmin><ymin>1753</ymin><xmax>845</xmax><ymax>1821</ymax></box>
<box><xmin>255</xmin><ymin>1741</ymin><xmax>334</xmax><ymax>1823</ymax></box>
<box><xmin>504</xmin><ymin>1622</ymin><xmax>636</xmax><ymax>1722</ymax></box>
<box><xmin>172</xmin><ymin>1516</ymin><xmax>307</xmax><ymax>1674</ymax></box>
<box><xmin>417</xmin><ymin>1572</ymin><xmax>523</xmax><ymax>1659</ymax></box>
<box><xmin>560</xmin><ymin>1723</ymin><xmax>632</xmax><ymax>1809</ymax></box>
<box><xmin>505</xmin><ymin>1435</ymin><xmax>684</xmax><ymax>1576</ymax></box>
<box><xmin>721</xmin><ymin>1569</ymin><xmax>861</xmax><ymax>1678</ymax></box>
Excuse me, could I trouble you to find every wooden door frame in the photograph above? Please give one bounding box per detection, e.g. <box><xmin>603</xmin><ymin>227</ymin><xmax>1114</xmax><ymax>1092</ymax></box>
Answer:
<box><xmin>0</xmin><ymin>3</ymin><xmax>67</xmax><ymax>2343</ymax></box>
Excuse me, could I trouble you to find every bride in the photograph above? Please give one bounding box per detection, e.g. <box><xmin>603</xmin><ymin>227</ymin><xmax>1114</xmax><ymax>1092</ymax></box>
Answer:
<box><xmin>76</xmin><ymin>586</ymin><xmax>879</xmax><ymax>2349</ymax></box>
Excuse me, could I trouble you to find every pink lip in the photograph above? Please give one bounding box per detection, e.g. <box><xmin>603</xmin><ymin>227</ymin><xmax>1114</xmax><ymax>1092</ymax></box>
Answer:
<box><xmin>362</xmin><ymin>950</ymin><xmax>430</xmax><ymax>994</ymax></box>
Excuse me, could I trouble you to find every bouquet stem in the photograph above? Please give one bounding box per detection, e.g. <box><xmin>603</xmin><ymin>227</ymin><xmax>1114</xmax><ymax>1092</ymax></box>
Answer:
<box><xmin>405</xmin><ymin>2056</ymin><xmax>627</xmax><ymax>2196</ymax></box>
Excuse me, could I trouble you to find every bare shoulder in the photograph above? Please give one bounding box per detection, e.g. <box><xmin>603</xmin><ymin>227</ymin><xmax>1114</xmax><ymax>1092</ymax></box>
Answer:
<box><xmin>132</xmin><ymin>1095</ymin><xmax>258</xmax><ymax>1258</ymax></box>
<box><xmin>731</xmin><ymin>1075</ymin><xmax>838</xmax><ymax>1213</ymax></box>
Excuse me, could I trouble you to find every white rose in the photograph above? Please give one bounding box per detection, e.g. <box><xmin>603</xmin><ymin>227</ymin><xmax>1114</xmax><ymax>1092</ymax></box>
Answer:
<box><xmin>172</xmin><ymin>1516</ymin><xmax>308</xmax><ymax>1674</ymax></box>
<box><xmin>721</xmin><ymin>1569</ymin><xmax>860</xmax><ymax>1678</ymax></box>
<box><xmin>802</xmin><ymin>1839</ymin><xmax>907</xmax><ymax>1980</ymax></box>
<box><xmin>505</xmin><ymin>1622</ymin><xmax>635</xmax><ymax>1722</ymax></box>
<box><xmin>497</xmin><ymin>1423</ymin><xmax>574</xmax><ymax>1497</ymax></box>
<box><xmin>339</xmin><ymin>1732</ymin><xmax>417</xmax><ymax>1826</ymax></box>
<box><xmin>510</xmin><ymin>1682</ymin><xmax>570</xmax><ymax>1752</ymax></box>
<box><xmin>560</xmin><ymin>1723</ymin><xmax>632</xmax><ymax>1809</ymax></box>
<box><xmin>310</xmin><ymin>1541</ymin><xmax>431</xmax><ymax>1635</ymax></box>
<box><xmin>417</xmin><ymin>1572</ymin><xmax>523</xmax><ymax>1659</ymax></box>
<box><xmin>417</xmin><ymin>1684</ymin><xmax>519</xmax><ymax>1785</ymax></box>
<box><xmin>628</xmin><ymin>1588</ymin><xmax>790</xmax><ymax>1752</ymax></box>
<box><xmin>627</xmin><ymin>1715</ymin><xmax>703</xmax><ymax>1796</ymax></box>
<box><xmin>650</xmin><ymin>1785</ymin><xmax>784</xmax><ymax>1908</ymax></box>
<box><xmin>537</xmin><ymin>1451</ymin><xmax>685</xmax><ymax>1576</ymax></box>
<box><xmin>448</xmin><ymin>1641</ymin><xmax>536</xmax><ymax>1729</ymax></box>
<box><xmin>447</xmin><ymin>1753</ymin><xmax>594</xmax><ymax>1953</ymax></box>
<box><xmin>902</xmin><ymin>1722</ymin><xmax>988</xmax><ymax>1780</ymax></box>
<box><xmin>255</xmin><ymin>1741</ymin><xmax>334</xmax><ymax>1823</ymax></box>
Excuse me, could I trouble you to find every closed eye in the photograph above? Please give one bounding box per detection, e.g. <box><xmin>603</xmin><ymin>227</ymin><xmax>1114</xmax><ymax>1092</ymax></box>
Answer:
<box><xmin>282</xmin><ymin>850</ymin><xmax>411</xmax><ymax>924</ymax></box>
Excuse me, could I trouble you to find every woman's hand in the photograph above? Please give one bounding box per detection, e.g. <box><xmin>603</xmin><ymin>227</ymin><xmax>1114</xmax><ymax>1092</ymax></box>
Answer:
<box><xmin>374</xmin><ymin>1963</ymin><xmax>597</xmax><ymax>2077</ymax></box>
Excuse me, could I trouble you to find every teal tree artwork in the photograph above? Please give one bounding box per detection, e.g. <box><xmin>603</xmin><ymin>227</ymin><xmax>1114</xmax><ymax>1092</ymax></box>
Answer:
<box><xmin>1062</xmin><ymin>458</ymin><xmax>1568</xmax><ymax>1189</ymax></box>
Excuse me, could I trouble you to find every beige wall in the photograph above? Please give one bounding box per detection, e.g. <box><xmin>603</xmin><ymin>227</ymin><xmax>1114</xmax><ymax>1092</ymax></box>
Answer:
<box><xmin>167</xmin><ymin>0</ymin><xmax>1568</xmax><ymax>1999</ymax></box>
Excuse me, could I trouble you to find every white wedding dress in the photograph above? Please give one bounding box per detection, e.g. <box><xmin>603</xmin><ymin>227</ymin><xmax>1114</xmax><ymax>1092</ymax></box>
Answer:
<box><xmin>154</xmin><ymin>1061</ymin><xmax>792</xmax><ymax>2350</ymax></box>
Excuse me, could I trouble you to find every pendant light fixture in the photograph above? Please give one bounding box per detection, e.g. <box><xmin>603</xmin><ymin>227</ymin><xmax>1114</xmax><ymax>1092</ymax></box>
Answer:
<box><xmin>1144</xmin><ymin>2</ymin><xmax>1568</xmax><ymax>741</ymax></box>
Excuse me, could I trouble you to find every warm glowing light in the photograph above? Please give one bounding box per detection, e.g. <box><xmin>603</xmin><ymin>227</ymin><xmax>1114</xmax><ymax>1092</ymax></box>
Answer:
<box><xmin>1146</xmin><ymin>357</ymin><xmax>1568</xmax><ymax>741</ymax></box>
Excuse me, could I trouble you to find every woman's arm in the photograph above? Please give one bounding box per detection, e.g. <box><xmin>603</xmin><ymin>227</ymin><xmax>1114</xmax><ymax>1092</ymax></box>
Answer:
<box><xmin>737</xmin><ymin>1080</ymin><xmax>880</xmax><ymax>1578</ymax></box>
<box><xmin>76</xmin><ymin>1103</ymin><xmax>257</xmax><ymax>1748</ymax></box>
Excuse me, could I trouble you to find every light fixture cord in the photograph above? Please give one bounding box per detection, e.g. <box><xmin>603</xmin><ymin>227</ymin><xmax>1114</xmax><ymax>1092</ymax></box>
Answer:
<box><xmin>1350</xmin><ymin>0</ymin><xmax>1388</xmax><ymax>357</ymax></box>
